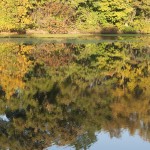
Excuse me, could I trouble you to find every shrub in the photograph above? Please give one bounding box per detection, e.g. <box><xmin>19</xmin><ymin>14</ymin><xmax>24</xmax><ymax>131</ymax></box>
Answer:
<box><xmin>122</xmin><ymin>26</ymin><xmax>136</xmax><ymax>34</ymax></box>
<box><xmin>100</xmin><ymin>25</ymin><xmax>118</xmax><ymax>34</ymax></box>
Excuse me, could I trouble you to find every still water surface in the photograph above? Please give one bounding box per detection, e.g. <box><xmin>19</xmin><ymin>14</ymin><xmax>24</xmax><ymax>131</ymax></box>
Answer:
<box><xmin>0</xmin><ymin>35</ymin><xmax>150</xmax><ymax>150</ymax></box>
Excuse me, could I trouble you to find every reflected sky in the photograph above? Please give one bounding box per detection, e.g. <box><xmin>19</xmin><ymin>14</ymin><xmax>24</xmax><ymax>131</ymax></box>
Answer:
<box><xmin>92</xmin><ymin>131</ymin><xmax>150</xmax><ymax>150</ymax></box>
<box><xmin>48</xmin><ymin>130</ymin><xmax>150</xmax><ymax>150</ymax></box>
<box><xmin>0</xmin><ymin>114</ymin><xmax>9</xmax><ymax>122</ymax></box>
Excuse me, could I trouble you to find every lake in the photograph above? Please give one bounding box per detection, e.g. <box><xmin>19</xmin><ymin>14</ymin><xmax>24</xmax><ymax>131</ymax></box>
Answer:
<box><xmin>0</xmin><ymin>35</ymin><xmax>150</xmax><ymax>150</ymax></box>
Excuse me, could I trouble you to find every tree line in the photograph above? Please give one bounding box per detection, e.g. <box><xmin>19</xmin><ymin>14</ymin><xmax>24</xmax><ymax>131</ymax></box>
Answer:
<box><xmin>0</xmin><ymin>0</ymin><xmax>150</xmax><ymax>34</ymax></box>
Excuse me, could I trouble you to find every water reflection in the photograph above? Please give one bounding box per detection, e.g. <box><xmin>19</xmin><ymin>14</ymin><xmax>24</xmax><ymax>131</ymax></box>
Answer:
<box><xmin>0</xmin><ymin>36</ymin><xmax>150</xmax><ymax>150</ymax></box>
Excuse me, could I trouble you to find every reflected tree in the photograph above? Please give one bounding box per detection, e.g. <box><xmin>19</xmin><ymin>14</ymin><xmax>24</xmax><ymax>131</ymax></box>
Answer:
<box><xmin>0</xmin><ymin>39</ymin><xmax>150</xmax><ymax>149</ymax></box>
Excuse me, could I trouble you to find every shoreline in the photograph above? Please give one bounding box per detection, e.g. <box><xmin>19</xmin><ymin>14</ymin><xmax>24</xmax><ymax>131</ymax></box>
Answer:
<box><xmin>0</xmin><ymin>33</ymin><xmax>149</xmax><ymax>38</ymax></box>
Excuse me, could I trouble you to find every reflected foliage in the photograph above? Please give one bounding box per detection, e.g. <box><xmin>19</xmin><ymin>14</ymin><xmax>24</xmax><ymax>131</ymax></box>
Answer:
<box><xmin>0</xmin><ymin>38</ymin><xmax>150</xmax><ymax>149</ymax></box>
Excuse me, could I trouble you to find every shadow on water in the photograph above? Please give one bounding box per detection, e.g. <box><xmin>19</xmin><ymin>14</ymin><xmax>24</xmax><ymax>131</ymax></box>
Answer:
<box><xmin>0</xmin><ymin>34</ymin><xmax>149</xmax><ymax>44</ymax></box>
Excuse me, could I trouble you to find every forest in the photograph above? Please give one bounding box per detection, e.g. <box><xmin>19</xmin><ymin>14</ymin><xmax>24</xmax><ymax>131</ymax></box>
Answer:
<box><xmin>0</xmin><ymin>0</ymin><xmax>150</xmax><ymax>34</ymax></box>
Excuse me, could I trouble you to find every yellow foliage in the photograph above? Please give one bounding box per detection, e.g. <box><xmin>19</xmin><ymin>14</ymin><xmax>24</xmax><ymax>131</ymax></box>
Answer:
<box><xmin>0</xmin><ymin>43</ymin><xmax>32</xmax><ymax>99</ymax></box>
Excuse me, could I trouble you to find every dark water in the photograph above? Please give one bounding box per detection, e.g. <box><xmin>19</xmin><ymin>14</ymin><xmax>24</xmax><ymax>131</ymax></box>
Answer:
<box><xmin>0</xmin><ymin>36</ymin><xmax>150</xmax><ymax>150</ymax></box>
